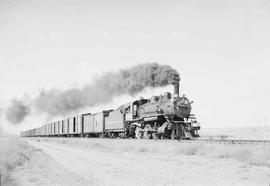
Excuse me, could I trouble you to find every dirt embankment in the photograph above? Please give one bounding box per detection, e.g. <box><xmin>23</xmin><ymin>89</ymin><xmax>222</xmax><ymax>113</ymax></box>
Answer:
<box><xmin>0</xmin><ymin>137</ymin><xmax>36</xmax><ymax>185</ymax></box>
<box><xmin>11</xmin><ymin>138</ymin><xmax>270</xmax><ymax>186</ymax></box>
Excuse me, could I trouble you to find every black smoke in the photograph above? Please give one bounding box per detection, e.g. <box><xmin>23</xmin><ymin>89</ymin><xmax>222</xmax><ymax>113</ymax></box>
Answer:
<box><xmin>34</xmin><ymin>63</ymin><xmax>180</xmax><ymax>117</ymax></box>
<box><xmin>5</xmin><ymin>99</ymin><xmax>31</xmax><ymax>124</ymax></box>
<box><xmin>6</xmin><ymin>63</ymin><xmax>180</xmax><ymax>123</ymax></box>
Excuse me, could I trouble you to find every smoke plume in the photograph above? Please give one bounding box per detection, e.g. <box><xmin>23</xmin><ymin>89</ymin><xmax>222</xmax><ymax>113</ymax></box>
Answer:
<box><xmin>34</xmin><ymin>63</ymin><xmax>180</xmax><ymax>117</ymax></box>
<box><xmin>5</xmin><ymin>99</ymin><xmax>31</xmax><ymax>124</ymax></box>
<box><xmin>5</xmin><ymin>63</ymin><xmax>179</xmax><ymax>124</ymax></box>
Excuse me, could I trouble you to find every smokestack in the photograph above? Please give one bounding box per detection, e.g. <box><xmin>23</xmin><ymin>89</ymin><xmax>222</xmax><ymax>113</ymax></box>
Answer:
<box><xmin>172</xmin><ymin>74</ymin><xmax>180</xmax><ymax>97</ymax></box>
<box><xmin>174</xmin><ymin>82</ymin><xmax>179</xmax><ymax>96</ymax></box>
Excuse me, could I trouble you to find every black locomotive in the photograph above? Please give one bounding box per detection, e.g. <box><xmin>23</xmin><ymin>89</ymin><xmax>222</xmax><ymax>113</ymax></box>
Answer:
<box><xmin>117</xmin><ymin>78</ymin><xmax>200</xmax><ymax>139</ymax></box>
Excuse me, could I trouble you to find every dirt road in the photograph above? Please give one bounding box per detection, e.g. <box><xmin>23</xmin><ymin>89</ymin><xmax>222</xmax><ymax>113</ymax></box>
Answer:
<box><xmin>13</xmin><ymin>139</ymin><xmax>270</xmax><ymax>186</ymax></box>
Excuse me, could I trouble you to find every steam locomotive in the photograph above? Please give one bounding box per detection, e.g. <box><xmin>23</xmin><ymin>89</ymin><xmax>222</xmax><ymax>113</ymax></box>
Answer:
<box><xmin>21</xmin><ymin>78</ymin><xmax>200</xmax><ymax>139</ymax></box>
<box><xmin>118</xmin><ymin>77</ymin><xmax>200</xmax><ymax>139</ymax></box>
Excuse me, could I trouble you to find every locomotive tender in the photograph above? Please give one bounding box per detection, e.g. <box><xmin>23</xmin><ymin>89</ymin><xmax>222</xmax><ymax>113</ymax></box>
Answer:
<box><xmin>21</xmin><ymin>77</ymin><xmax>200</xmax><ymax>139</ymax></box>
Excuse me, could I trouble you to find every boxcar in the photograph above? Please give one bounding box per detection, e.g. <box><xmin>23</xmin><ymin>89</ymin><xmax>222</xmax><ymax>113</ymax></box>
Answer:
<box><xmin>25</xmin><ymin>131</ymin><xmax>28</xmax><ymax>137</ymax></box>
<box><xmin>45</xmin><ymin>124</ymin><xmax>48</xmax><ymax>136</ymax></box>
<box><xmin>54</xmin><ymin>121</ymin><xmax>59</xmax><ymax>136</ymax></box>
<box><xmin>58</xmin><ymin>120</ymin><xmax>63</xmax><ymax>136</ymax></box>
<box><xmin>82</xmin><ymin>113</ymin><xmax>93</xmax><ymax>134</ymax></box>
<box><xmin>50</xmin><ymin>122</ymin><xmax>54</xmax><ymax>136</ymax></box>
<box><xmin>48</xmin><ymin>123</ymin><xmax>51</xmax><ymax>136</ymax></box>
<box><xmin>53</xmin><ymin>123</ymin><xmax>55</xmax><ymax>135</ymax></box>
<box><xmin>68</xmin><ymin>116</ymin><xmax>79</xmax><ymax>136</ymax></box>
<box><xmin>77</xmin><ymin>115</ymin><xmax>83</xmax><ymax>135</ymax></box>
<box><xmin>42</xmin><ymin>125</ymin><xmax>46</xmax><ymax>136</ymax></box>
<box><xmin>36</xmin><ymin>127</ymin><xmax>40</xmax><ymax>136</ymax></box>
<box><xmin>62</xmin><ymin>118</ymin><xmax>69</xmax><ymax>136</ymax></box>
<box><xmin>48</xmin><ymin>124</ymin><xmax>51</xmax><ymax>136</ymax></box>
<box><xmin>35</xmin><ymin>127</ymin><xmax>38</xmax><ymax>136</ymax></box>
<box><xmin>83</xmin><ymin>111</ymin><xmax>111</xmax><ymax>136</ymax></box>
<box><xmin>30</xmin><ymin>128</ymin><xmax>35</xmax><ymax>137</ymax></box>
<box><xmin>51</xmin><ymin>123</ymin><xmax>54</xmax><ymax>136</ymax></box>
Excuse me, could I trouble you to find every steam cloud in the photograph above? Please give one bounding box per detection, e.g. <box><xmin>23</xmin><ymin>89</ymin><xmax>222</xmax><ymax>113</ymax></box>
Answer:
<box><xmin>5</xmin><ymin>99</ymin><xmax>31</xmax><ymax>124</ymax></box>
<box><xmin>6</xmin><ymin>63</ymin><xmax>180</xmax><ymax>123</ymax></box>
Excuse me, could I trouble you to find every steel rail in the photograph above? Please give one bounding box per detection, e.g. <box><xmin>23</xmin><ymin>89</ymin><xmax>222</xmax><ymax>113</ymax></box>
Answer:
<box><xmin>191</xmin><ymin>138</ymin><xmax>270</xmax><ymax>145</ymax></box>
<box><xmin>25</xmin><ymin>136</ymin><xmax>270</xmax><ymax>145</ymax></box>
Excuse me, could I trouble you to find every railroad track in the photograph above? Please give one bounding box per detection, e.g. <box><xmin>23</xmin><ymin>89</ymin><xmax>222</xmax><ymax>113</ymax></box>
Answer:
<box><xmin>29</xmin><ymin>136</ymin><xmax>270</xmax><ymax>145</ymax></box>
<box><xmin>108</xmin><ymin>138</ymin><xmax>270</xmax><ymax>145</ymax></box>
<box><xmin>190</xmin><ymin>138</ymin><xmax>270</xmax><ymax>145</ymax></box>
<box><xmin>146</xmin><ymin>138</ymin><xmax>270</xmax><ymax>145</ymax></box>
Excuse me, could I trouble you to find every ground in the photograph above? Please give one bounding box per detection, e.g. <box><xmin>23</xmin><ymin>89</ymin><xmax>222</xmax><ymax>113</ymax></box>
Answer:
<box><xmin>8</xmin><ymin>138</ymin><xmax>270</xmax><ymax>186</ymax></box>
<box><xmin>200</xmin><ymin>126</ymin><xmax>270</xmax><ymax>140</ymax></box>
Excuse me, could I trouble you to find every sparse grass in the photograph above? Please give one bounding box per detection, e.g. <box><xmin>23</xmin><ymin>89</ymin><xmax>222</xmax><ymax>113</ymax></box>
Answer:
<box><xmin>0</xmin><ymin>137</ymin><xmax>35</xmax><ymax>185</ymax></box>
<box><xmin>35</xmin><ymin>137</ymin><xmax>270</xmax><ymax>168</ymax></box>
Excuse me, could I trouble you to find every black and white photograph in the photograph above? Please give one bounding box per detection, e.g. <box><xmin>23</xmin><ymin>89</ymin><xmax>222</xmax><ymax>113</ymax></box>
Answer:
<box><xmin>0</xmin><ymin>0</ymin><xmax>270</xmax><ymax>185</ymax></box>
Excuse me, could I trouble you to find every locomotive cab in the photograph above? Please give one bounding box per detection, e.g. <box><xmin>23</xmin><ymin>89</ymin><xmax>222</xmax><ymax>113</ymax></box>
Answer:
<box><xmin>121</xmin><ymin>99</ymin><xmax>149</xmax><ymax>121</ymax></box>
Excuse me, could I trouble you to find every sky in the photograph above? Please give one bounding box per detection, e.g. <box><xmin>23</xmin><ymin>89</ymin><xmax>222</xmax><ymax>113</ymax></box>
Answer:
<box><xmin>0</xmin><ymin>0</ymin><xmax>270</xmax><ymax>133</ymax></box>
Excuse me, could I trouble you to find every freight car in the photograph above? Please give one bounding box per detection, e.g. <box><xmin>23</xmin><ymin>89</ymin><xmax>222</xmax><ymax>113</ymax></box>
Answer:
<box><xmin>21</xmin><ymin>78</ymin><xmax>200</xmax><ymax>139</ymax></box>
